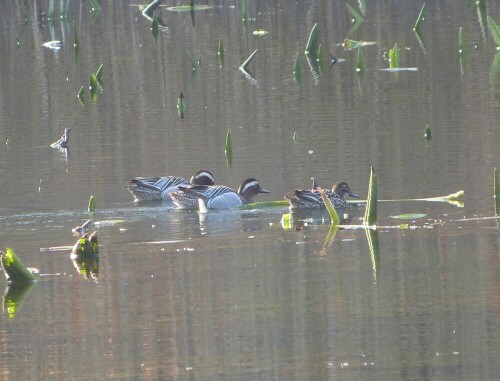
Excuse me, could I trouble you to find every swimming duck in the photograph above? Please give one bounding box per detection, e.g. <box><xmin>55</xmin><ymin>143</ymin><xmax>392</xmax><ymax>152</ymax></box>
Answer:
<box><xmin>127</xmin><ymin>170</ymin><xmax>215</xmax><ymax>202</ymax></box>
<box><xmin>71</xmin><ymin>231</ymin><xmax>99</xmax><ymax>258</ymax></box>
<box><xmin>175</xmin><ymin>178</ymin><xmax>270</xmax><ymax>210</ymax></box>
<box><xmin>50</xmin><ymin>127</ymin><xmax>71</xmax><ymax>148</ymax></box>
<box><xmin>285</xmin><ymin>181</ymin><xmax>359</xmax><ymax>209</ymax></box>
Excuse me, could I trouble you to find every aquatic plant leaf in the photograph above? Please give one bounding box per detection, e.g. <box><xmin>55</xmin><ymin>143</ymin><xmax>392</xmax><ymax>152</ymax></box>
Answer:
<box><xmin>177</xmin><ymin>93</ymin><xmax>185</xmax><ymax>119</ymax></box>
<box><xmin>281</xmin><ymin>213</ymin><xmax>294</xmax><ymax>230</ymax></box>
<box><xmin>89</xmin><ymin>74</ymin><xmax>99</xmax><ymax>100</ymax></box>
<box><xmin>459</xmin><ymin>27</ymin><xmax>467</xmax><ymax>75</ymax></box>
<box><xmin>242</xmin><ymin>0</ymin><xmax>249</xmax><ymax>22</ymax></box>
<box><xmin>187</xmin><ymin>50</ymin><xmax>200</xmax><ymax>70</ymax></box>
<box><xmin>317</xmin><ymin>44</ymin><xmax>324</xmax><ymax>72</ymax></box>
<box><xmin>293</xmin><ymin>131</ymin><xmax>298</xmax><ymax>142</ymax></box>
<box><xmin>487</xmin><ymin>16</ymin><xmax>500</xmax><ymax>47</ymax></box>
<box><xmin>364</xmin><ymin>166</ymin><xmax>377</xmax><ymax>226</ymax></box>
<box><xmin>240</xmin><ymin>49</ymin><xmax>258</xmax><ymax>72</ymax></box>
<box><xmin>77</xmin><ymin>86</ymin><xmax>84</xmax><ymax>104</ymax></box>
<box><xmin>38</xmin><ymin>179</ymin><xmax>43</xmax><ymax>193</ymax></box>
<box><xmin>342</xmin><ymin>39</ymin><xmax>377</xmax><ymax>50</ymax></box>
<box><xmin>356</xmin><ymin>46</ymin><xmax>365</xmax><ymax>72</ymax></box>
<box><xmin>1</xmin><ymin>248</ymin><xmax>37</xmax><ymax>283</ymax></box>
<box><xmin>225</xmin><ymin>130</ymin><xmax>233</xmax><ymax>167</ymax></box>
<box><xmin>389</xmin><ymin>43</ymin><xmax>399</xmax><ymax>69</ymax></box>
<box><xmin>218</xmin><ymin>38</ymin><xmax>224</xmax><ymax>57</ymax></box>
<box><xmin>73</xmin><ymin>22</ymin><xmax>80</xmax><ymax>47</ymax></box>
<box><xmin>424</xmin><ymin>124</ymin><xmax>432</xmax><ymax>140</ymax></box>
<box><xmin>391</xmin><ymin>213</ymin><xmax>427</xmax><ymax>220</ymax></box>
<box><xmin>305</xmin><ymin>23</ymin><xmax>319</xmax><ymax>56</ymax></box>
<box><xmin>413</xmin><ymin>3</ymin><xmax>426</xmax><ymax>32</ymax></box>
<box><xmin>346</xmin><ymin>3</ymin><xmax>363</xmax><ymax>36</ymax></box>
<box><xmin>88</xmin><ymin>195</ymin><xmax>95</xmax><ymax>213</ymax></box>
<box><xmin>240</xmin><ymin>200</ymin><xmax>289</xmax><ymax>209</ymax></box>
<box><xmin>319</xmin><ymin>189</ymin><xmax>340</xmax><ymax>225</ymax></box>
<box><xmin>95</xmin><ymin>64</ymin><xmax>104</xmax><ymax>84</ymax></box>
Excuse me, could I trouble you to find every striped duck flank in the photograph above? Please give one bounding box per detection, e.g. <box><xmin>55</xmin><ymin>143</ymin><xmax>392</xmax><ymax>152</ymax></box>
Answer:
<box><xmin>285</xmin><ymin>181</ymin><xmax>359</xmax><ymax>209</ymax></box>
<box><xmin>175</xmin><ymin>178</ymin><xmax>270</xmax><ymax>210</ymax></box>
<box><xmin>126</xmin><ymin>170</ymin><xmax>214</xmax><ymax>202</ymax></box>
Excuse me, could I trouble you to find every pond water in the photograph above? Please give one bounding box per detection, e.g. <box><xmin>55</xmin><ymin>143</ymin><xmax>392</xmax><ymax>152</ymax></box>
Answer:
<box><xmin>1</xmin><ymin>1</ymin><xmax>500</xmax><ymax>380</ymax></box>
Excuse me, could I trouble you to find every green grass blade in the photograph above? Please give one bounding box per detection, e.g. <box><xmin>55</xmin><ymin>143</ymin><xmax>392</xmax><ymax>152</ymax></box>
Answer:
<box><xmin>240</xmin><ymin>49</ymin><xmax>258</xmax><ymax>71</ymax></box>
<box><xmin>241</xmin><ymin>200</ymin><xmax>289</xmax><ymax>209</ymax></box>
<box><xmin>88</xmin><ymin>195</ymin><xmax>95</xmax><ymax>213</ymax></box>
<box><xmin>305</xmin><ymin>23</ymin><xmax>319</xmax><ymax>56</ymax></box>
<box><xmin>89</xmin><ymin>73</ymin><xmax>99</xmax><ymax>100</ymax></box>
<box><xmin>364</xmin><ymin>166</ymin><xmax>378</xmax><ymax>226</ymax></box>
<box><xmin>487</xmin><ymin>16</ymin><xmax>500</xmax><ymax>47</ymax></box>
<box><xmin>319</xmin><ymin>189</ymin><xmax>340</xmax><ymax>225</ymax></box>
<box><xmin>1</xmin><ymin>248</ymin><xmax>37</xmax><ymax>283</ymax></box>
<box><xmin>413</xmin><ymin>3</ymin><xmax>426</xmax><ymax>32</ymax></box>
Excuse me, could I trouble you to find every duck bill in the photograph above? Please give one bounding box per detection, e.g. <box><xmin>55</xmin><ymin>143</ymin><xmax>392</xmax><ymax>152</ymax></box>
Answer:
<box><xmin>259</xmin><ymin>187</ymin><xmax>271</xmax><ymax>194</ymax></box>
<box><xmin>349</xmin><ymin>191</ymin><xmax>359</xmax><ymax>199</ymax></box>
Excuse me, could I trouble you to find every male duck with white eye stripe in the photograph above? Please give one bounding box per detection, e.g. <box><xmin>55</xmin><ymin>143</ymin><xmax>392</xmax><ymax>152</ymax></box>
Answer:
<box><xmin>174</xmin><ymin>178</ymin><xmax>270</xmax><ymax>210</ymax></box>
<box><xmin>126</xmin><ymin>170</ymin><xmax>215</xmax><ymax>202</ymax></box>
<box><xmin>285</xmin><ymin>181</ymin><xmax>359</xmax><ymax>209</ymax></box>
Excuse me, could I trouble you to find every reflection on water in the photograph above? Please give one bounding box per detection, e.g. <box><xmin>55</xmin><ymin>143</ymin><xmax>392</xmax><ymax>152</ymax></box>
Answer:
<box><xmin>0</xmin><ymin>0</ymin><xmax>499</xmax><ymax>380</ymax></box>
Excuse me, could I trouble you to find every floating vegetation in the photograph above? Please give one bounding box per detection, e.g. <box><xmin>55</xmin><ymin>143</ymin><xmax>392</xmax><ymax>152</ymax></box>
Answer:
<box><xmin>364</xmin><ymin>166</ymin><xmax>378</xmax><ymax>226</ymax></box>
<box><xmin>253</xmin><ymin>29</ymin><xmax>268</xmax><ymax>36</ymax></box>
<box><xmin>294</xmin><ymin>53</ymin><xmax>302</xmax><ymax>85</ymax></box>
<box><xmin>475</xmin><ymin>0</ymin><xmax>487</xmax><ymax>40</ymax></box>
<box><xmin>77</xmin><ymin>85</ymin><xmax>84</xmax><ymax>104</ymax></box>
<box><xmin>38</xmin><ymin>179</ymin><xmax>43</xmax><ymax>193</ymax></box>
<box><xmin>341</xmin><ymin>39</ymin><xmax>377</xmax><ymax>50</ymax></box>
<box><xmin>317</xmin><ymin>44</ymin><xmax>324</xmax><ymax>72</ymax></box>
<box><xmin>89</xmin><ymin>73</ymin><xmax>99</xmax><ymax>101</ymax></box>
<box><xmin>319</xmin><ymin>189</ymin><xmax>340</xmax><ymax>225</ymax></box>
<box><xmin>225</xmin><ymin>130</ymin><xmax>233</xmax><ymax>167</ymax></box>
<box><xmin>166</xmin><ymin>3</ymin><xmax>213</xmax><ymax>12</ymax></box>
<box><xmin>0</xmin><ymin>248</ymin><xmax>37</xmax><ymax>283</ymax></box>
<box><xmin>389</xmin><ymin>43</ymin><xmax>399</xmax><ymax>69</ymax></box>
<box><xmin>413</xmin><ymin>3</ymin><xmax>426</xmax><ymax>33</ymax></box>
<box><xmin>424</xmin><ymin>124</ymin><xmax>432</xmax><ymax>141</ymax></box>
<box><xmin>346</xmin><ymin>3</ymin><xmax>363</xmax><ymax>36</ymax></box>
<box><xmin>293</xmin><ymin>131</ymin><xmax>298</xmax><ymax>142</ymax></box>
<box><xmin>177</xmin><ymin>93</ymin><xmax>185</xmax><ymax>119</ymax></box>
<box><xmin>305</xmin><ymin>23</ymin><xmax>319</xmax><ymax>56</ymax></box>
<box><xmin>356</xmin><ymin>47</ymin><xmax>365</xmax><ymax>73</ymax></box>
<box><xmin>88</xmin><ymin>195</ymin><xmax>95</xmax><ymax>213</ymax></box>
<box><xmin>487</xmin><ymin>16</ymin><xmax>500</xmax><ymax>48</ymax></box>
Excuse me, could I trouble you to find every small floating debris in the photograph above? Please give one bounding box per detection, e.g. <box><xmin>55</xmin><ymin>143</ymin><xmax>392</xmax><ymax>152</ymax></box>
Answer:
<box><xmin>42</xmin><ymin>40</ymin><xmax>63</xmax><ymax>50</ymax></box>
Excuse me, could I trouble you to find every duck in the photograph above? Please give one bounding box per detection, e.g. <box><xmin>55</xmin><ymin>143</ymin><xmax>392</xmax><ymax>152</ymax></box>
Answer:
<box><xmin>174</xmin><ymin>178</ymin><xmax>270</xmax><ymax>210</ymax></box>
<box><xmin>71</xmin><ymin>231</ymin><xmax>99</xmax><ymax>258</ymax></box>
<box><xmin>126</xmin><ymin>170</ymin><xmax>215</xmax><ymax>202</ymax></box>
<box><xmin>50</xmin><ymin>127</ymin><xmax>71</xmax><ymax>148</ymax></box>
<box><xmin>285</xmin><ymin>181</ymin><xmax>359</xmax><ymax>209</ymax></box>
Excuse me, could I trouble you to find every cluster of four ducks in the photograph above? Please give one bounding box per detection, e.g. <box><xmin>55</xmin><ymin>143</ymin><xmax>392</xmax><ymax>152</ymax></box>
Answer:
<box><xmin>126</xmin><ymin>170</ymin><xmax>359</xmax><ymax>211</ymax></box>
